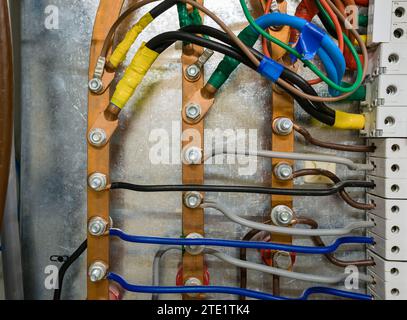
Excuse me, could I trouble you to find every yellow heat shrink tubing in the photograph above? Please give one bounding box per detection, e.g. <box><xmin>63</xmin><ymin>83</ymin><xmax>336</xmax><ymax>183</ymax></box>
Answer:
<box><xmin>333</xmin><ymin>110</ymin><xmax>366</xmax><ymax>130</ymax></box>
<box><xmin>109</xmin><ymin>13</ymin><xmax>154</xmax><ymax>69</ymax></box>
<box><xmin>111</xmin><ymin>42</ymin><xmax>159</xmax><ymax>109</ymax></box>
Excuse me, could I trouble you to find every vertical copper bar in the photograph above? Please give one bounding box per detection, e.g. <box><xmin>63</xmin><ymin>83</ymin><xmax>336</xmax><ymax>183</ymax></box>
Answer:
<box><xmin>87</xmin><ymin>0</ymin><xmax>124</xmax><ymax>300</ymax></box>
<box><xmin>182</xmin><ymin>0</ymin><xmax>205</xmax><ymax>298</ymax></box>
<box><xmin>0</xmin><ymin>0</ymin><xmax>13</xmax><ymax>230</ymax></box>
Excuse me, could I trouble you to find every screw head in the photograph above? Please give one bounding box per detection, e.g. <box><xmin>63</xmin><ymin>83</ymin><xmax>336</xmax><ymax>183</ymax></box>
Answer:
<box><xmin>88</xmin><ymin>262</ymin><xmax>107</xmax><ymax>282</ymax></box>
<box><xmin>184</xmin><ymin>147</ymin><xmax>202</xmax><ymax>165</ymax></box>
<box><xmin>185</xmin><ymin>65</ymin><xmax>201</xmax><ymax>81</ymax></box>
<box><xmin>185</xmin><ymin>277</ymin><xmax>202</xmax><ymax>298</ymax></box>
<box><xmin>185</xmin><ymin>103</ymin><xmax>202</xmax><ymax>121</ymax></box>
<box><xmin>88</xmin><ymin>128</ymin><xmax>107</xmax><ymax>147</ymax></box>
<box><xmin>88</xmin><ymin>217</ymin><xmax>108</xmax><ymax>236</ymax></box>
<box><xmin>184</xmin><ymin>192</ymin><xmax>203</xmax><ymax>209</ymax></box>
<box><xmin>273</xmin><ymin>251</ymin><xmax>293</xmax><ymax>270</ymax></box>
<box><xmin>88</xmin><ymin>173</ymin><xmax>108</xmax><ymax>192</ymax></box>
<box><xmin>274</xmin><ymin>163</ymin><xmax>293</xmax><ymax>181</ymax></box>
<box><xmin>89</xmin><ymin>78</ymin><xmax>104</xmax><ymax>93</ymax></box>
<box><xmin>271</xmin><ymin>205</ymin><xmax>294</xmax><ymax>226</ymax></box>
<box><xmin>185</xmin><ymin>233</ymin><xmax>205</xmax><ymax>255</ymax></box>
<box><xmin>273</xmin><ymin>118</ymin><xmax>294</xmax><ymax>136</ymax></box>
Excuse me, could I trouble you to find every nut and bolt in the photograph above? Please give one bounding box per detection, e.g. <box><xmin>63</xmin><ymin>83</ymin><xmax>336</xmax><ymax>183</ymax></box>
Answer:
<box><xmin>88</xmin><ymin>173</ymin><xmax>108</xmax><ymax>192</ymax></box>
<box><xmin>273</xmin><ymin>251</ymin><xmax>293</xmax><ymax>270</ymax></box>
<box><xmin>274</xmin><ymin>163</ymin><xmax>293</xmax><ymax>181</ymax></box>
<box><xmin>185</xmin><ymin>103</ymin><xmax>202</xmax><ymax>121</ymax></box>
<box><xmin>88</xmin><ymin>217</ymin><xmax>109</xmax><ymax>236</ymax></box>
<box><xmin>273</xmin><ymin>118</ymin><xmax>294</xmax><ymax>136</ymax></box>
<box><xmin>88</xmin><ymin>78</ymin><xmax>104</xmax><ymax>94</ymax></box>
<box><xmin>185</xmin><ymin>277</ymin><xmax>202</xmax><ymax>298</ymax></box>
<box><xmin>88</xmin><ymin>128</ymin><xmax>107</xmax><ymax>147</ymax></box>
<box><xmin>185</xmin><ymin>233</ymin><xmax>205</xmax><ymax>255</ymax></box>
<box><xmin>184</xmin><ymin>147</ymin><xmax>203</xmax><ymax>165</ymax></box>
<box><xmin>88</xmin><ymin>261</ymin><xmax>108</xmax><ymax>283</ymax></box>
<box><xmin>271</xmin><ymin>205</ymin><xmax>294</xmax><ymax>226</ymax></box>
<box><xmin>184</xmin><ymin>192</ymin><xmax>203</xmax><ymax>209</ymax></box>
<box><xmin>185</xmin><ymin>64</ymin><xmax>201</xmax><ymax>81</ymax></box>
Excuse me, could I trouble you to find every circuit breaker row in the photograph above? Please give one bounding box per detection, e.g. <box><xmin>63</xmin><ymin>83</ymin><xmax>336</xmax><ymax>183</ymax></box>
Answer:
<box><xmin>363</xmin><ymin>0</ymin><xmax>407</xmax><ymax>300</ymax></box>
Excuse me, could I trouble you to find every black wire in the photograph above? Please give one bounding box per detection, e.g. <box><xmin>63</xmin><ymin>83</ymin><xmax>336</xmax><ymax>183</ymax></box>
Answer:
<box><xmin>150</xmin><ymin>0</ymin><xmax>178</xmax><ymax>19</ymax></box>
<box><xmin>53</xmin><ymin>240</ymin><xmax>88</xmax><ymax>301</ymax></box>
<box><xmin>110</xmin><ymin>181</ymin><xmax>374</xmax><ymax>197</ymax></box>
<box><xmin>145</xmin><ymin>27</ymin><xmax>336</xmax><ymax>125</ymax></box>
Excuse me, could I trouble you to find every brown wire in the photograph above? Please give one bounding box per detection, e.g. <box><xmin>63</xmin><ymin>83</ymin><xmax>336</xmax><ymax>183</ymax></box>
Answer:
<box><xmin>239</xmin><ymin>216</ymin><xmax>374</xmax><ymax>298</ymax></box>
<box><xmin>276</xmin><ymin>0</ymin><xmax>368</xmax><ymax>103</ymax></box>
<box><xmin>294</xmin><ymin>124</ymin><xmax>376</xmax><ymax>153</ymax></box>
<box><xmin>100</xmin><ymin>0</ymin><xmax>260</xmax><ymax>67</ymax></box>
<box><xmin>293</xmin><ymin>169</ymin><xmax>375</xmax><ymax>210</ymax></box>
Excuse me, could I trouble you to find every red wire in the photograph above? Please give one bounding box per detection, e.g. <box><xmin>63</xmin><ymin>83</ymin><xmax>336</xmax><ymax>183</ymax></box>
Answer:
<box><xmin>261</xmin><ymin>0</ymin><xmax>273</xmax><ymax>58</ymax></box>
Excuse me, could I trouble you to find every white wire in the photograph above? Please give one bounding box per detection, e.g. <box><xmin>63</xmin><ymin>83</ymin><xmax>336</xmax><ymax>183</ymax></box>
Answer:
<box><xmin>204</xmin><ymin>147</ymin><xmax>374</xmax><ymax>171</ymax></box>
<box><xmin>202</xmin><ymin>202</ymin><xmax>375</xmax><ymax>237</ymax></box>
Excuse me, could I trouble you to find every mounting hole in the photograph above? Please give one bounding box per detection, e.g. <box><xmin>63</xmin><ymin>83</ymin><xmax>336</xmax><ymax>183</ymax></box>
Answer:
<box><xmin>391</xmin><ymin>288</ymin><xmax>400</xmax><ymax>296</ymax></box>
<box><xmin>395</xmin><ymin>7</ymin><xmax>406</xmax><ymax>18</ymax></box>
<box><xmin>385</xmin><ymin>117</ymin><xmax>396</xmax><ymax>126</ymax></box>
<box><xmin>386</xmin><ymin>85</ymin><xmax>398</xmax><ymax>95</ymax></box>
<box><xmin>392</xmin><ymin>246</ymin><xmax>400</xmax><ymax>254</ymax></box>
<box><xmin>392</xmin><ymin>185</ymin><xmax>400</xmax><ymax>193</ymax></box>
<box><xmin>391</xmin><ymin>226</ymin><xmax>400</xmax><ymax>234</ymax></box>
<box><xmin>392</xmin><ymin>206</ymin><xmax>400</xmax><ymax>214</ymax></box>
<box><xmin>392</xmin><ymin>164</ymin><xmax>400</xmax><ymax>172</ymax></box>
<box><xmin>391</xmin><ymin>268</ymin><xmax>400</xmax><ymax>276</ymax></box>
<box><xmin>388</xmin><ymin>53</ymin><xmax>400</xmax><ymax>64</ymax></box>
<box><xmin>394</xmin><ymin>28</ymin><xmax>404</xmax><ymax>39</ymax></box>
<box><xmin>392</xmin><ymin>144</ymin><xmax>401</xmax><ymax>152</ymax></box>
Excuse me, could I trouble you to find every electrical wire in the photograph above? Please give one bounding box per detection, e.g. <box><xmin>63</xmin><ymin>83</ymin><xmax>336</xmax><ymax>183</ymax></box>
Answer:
<box><xmin>205</xmin><ymin>147</ymin><xmax>374</xmax><ymax>171</ymax></box>
<box><xmin>294</xmin><ymin>124</ymin><xmax>376</xmax><ymax>153</ymax></box>
<box><xmin>53</xmin><ymin>240</ymin><xmax>88</xmax><ymax>301</ymax></box>
<box><xmin>110</xmin><ymin>228</ymin><xmax>374</xmax><ymax>255</ymax></box>
<box><xmin>109</xmin><ymin>180</ymin><xmax>374</xmax><ymax>197</ymax></box>
<box><xmin>293</xmin><ymin>169</ymin><xmax>376</xmax><ymax>211</ymax></box>
<box><xmin>108</xmin><ymin>272</ymin><xmax>373</xmax><ymax>300</ymax></box>
<box><xmin>201</xmin><ymin>201</ymin><xmax>375</xmax><ymax>237</ymax></box>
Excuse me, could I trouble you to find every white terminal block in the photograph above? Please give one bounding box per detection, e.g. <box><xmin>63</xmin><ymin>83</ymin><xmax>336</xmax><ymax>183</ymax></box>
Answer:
<box><xmin>369</xmin><ymin>43</ymin><xmax>407</xmax><ymax>76</ymax></box>
<box><xmin>368</xmin><ymin>157</ymin><xmax>407</xmax><ymax>178</ymax></box>
<box><xmin>368</xmin><ymin>230</ymin><xmax>407</xmax><ymax>261</ymax></box>
<box><xmin>369</xmin><ymin>175</ymin><xmax>407</xmax><ymax>199</ymax></box>
<box><xmin>362</xmin><ymin>107</ymin><xmax>407</xmax><ymax>138</ymax></box>
<box><xmin>368</xmin><ymin>0</ymin><xmax>407</xmax><ymax>45</ymax></box>
<box><xmin>367</xmin><ymin>194</ymin><xmax>407</xmax><ymax>220</ymax></box>
<box><xmin>367</xmin><ymin>75</ymin><xmax>407</xmax><ymax>107</ymax></box>
<box><xmin>367</xmin><ymin>251</ymin><xmax>407</xmax><ymax>300</ymax></box>
<box><xmin>368</xmin><ymin>138</ymin><xmax>407</xmax><ymax>158</ymax></box>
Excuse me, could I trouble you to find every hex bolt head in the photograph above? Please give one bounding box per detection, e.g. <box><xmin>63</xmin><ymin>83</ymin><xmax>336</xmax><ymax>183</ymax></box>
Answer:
<box><xmin>185</xmin><ymin>64</ymin><xmax>201</xmax><ymax>81</ymax></box>
<box><xmin>274</xmin><ymin>163</ymin><xmax>293</xmax><ymax>181</ymax></box>
<box><xmin>183</xmin><ymin>147</ymin><xmax>203</xmax><ymax>165</ymax></box>
<box><xmin>88</xmin><ymin>261</ymin><xmax>108</xmax><ymax>283</ymax></box>
<box><xmin>273</xmin><ymin>251</ymin><xmax>293</xmax><ymax>270</ymax></box>
<box><xmin>271</xmin><ymin>205</ymin><xmax>294</xmax><ymax>226</ymax></box>
<box><xmin>88</xmin><ymin>78</ymin><xmax>104</xmax><ymax>94</ymax></box>
<box><xmin>88</xmin><ymin>128</ymin><xmax>107</xmax><ymax>147</ymax></box>
<box><xmin>184</xmin><ymin>192</ymin><xmax>203</xmax><ymax>209</ymax></box>
<box><xmin>185</xmin><ymin>103</ymin><xmax>202</xmax><ymax>121</ymax></box>
<box><xmin>185</xmin><ymin>233</ymin><xmax>205</xmax><ymax>255</ymax></box>
<box><xmin>88</xmin><ymin>217</ymin><xmax>109</xmax><ymax>236</ymax></box>
<box><xmin>273</xmin><ymin>118</ymin><xmax>294</xmax><ymax>136</ymax></box>
<box><xmin>88</xmin><ymin>173</ymin><xmax>108</xmax><ymax>192</ymax></box>
<box><xmin>185</xmin><ymin>277</ymin><xmax>202</xmax><ymax>298</ymax></box>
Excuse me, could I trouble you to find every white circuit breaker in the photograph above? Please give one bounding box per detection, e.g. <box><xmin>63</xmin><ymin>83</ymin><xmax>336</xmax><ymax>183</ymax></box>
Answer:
<box><xmin>365</xmin><ymin>0</ymin><xmax>407</xmax><ymax>300</ymax></box>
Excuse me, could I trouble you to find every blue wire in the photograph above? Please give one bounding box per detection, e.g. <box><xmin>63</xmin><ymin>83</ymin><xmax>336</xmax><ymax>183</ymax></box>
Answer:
<box><xmin>255</xmin><ymin>13</ymin><xmax>346</xmax><ymax>86</ymax></box>
<box><xmin>109</xmin><ymin>229</ymin><xmax>374</xmax><ymax>255</ymax></box>
<box><xmin>107</xmin><ymin>273</ymin><xmax>373</xmax><ymax>301</ymax></box>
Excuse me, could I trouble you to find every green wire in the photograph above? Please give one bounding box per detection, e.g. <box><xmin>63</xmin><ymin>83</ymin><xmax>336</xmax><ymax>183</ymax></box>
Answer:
<box><xmin>239</xmin><ymin>0</ymin><xmax>363</xmax><ymax>94</ymax></box>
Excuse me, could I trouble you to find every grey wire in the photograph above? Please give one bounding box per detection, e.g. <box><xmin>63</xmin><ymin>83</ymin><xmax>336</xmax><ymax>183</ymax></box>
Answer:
<box><xmin>204</xmin><ymin>147</ymin><xmax>374</xmax><ymax>171</ymax></box>
<box><xmin>151</xmin><ymin>247</ymin><xmax>373</xmax><ymax>296</ymax></box>
<box><xmin>201</xmin><ymin>202</ymin><xmax>375</xmax><ymax>237</ymax></box>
